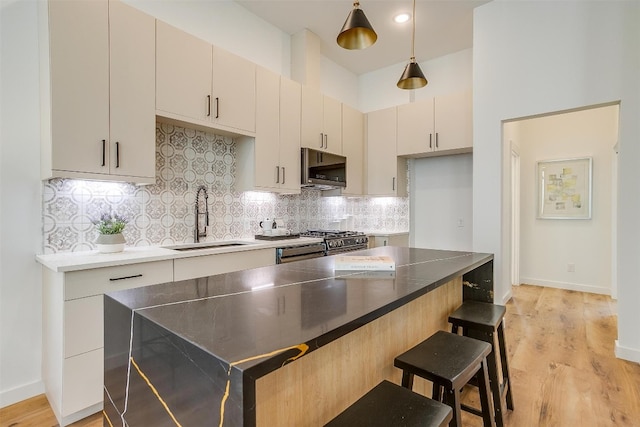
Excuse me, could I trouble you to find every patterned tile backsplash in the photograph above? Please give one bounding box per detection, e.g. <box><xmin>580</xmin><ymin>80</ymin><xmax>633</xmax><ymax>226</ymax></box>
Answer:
<box><xmin>42</xmin><ymin>123</ymin><xmax>409</xmax><ymax>253</ymax></box>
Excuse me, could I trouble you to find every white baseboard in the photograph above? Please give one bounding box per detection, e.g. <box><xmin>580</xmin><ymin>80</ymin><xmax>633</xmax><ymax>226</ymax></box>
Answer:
<box><xmin>520</xmin><ymin>277</ymin><xmax>610</xmax><ymax>295</ymax></box>
<box><xmin>0</xmin><ymin>380</ymin><xmax>44</xmax><ymax>409</ymax></box>
<box><xmin>615</xmin><ymin>340</ymin><xmax>640</xmax><ymax>364</ymax></box>
<box><xmin>499</xmin><ymin>289</ymin><xmax>513</xmax><ymax>305</ymax></box>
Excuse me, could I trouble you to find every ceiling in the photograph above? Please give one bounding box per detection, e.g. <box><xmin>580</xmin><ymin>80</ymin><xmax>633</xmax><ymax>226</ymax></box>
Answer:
<box><xmin>234</xmin><ymin>0</ymin><xmax>490</xmax><ymax>75</ymax></box>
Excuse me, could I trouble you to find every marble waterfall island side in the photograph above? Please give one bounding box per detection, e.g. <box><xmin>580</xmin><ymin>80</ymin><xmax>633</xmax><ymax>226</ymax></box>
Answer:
<box><xmin>103</xmin><ymin>247</ymin><xmax>493</xmax><ymax>426</ymax></box>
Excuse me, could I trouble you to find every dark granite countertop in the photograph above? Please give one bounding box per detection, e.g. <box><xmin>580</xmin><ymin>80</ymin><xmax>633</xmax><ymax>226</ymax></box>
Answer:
<box><xmin>105</xmin><ymin>247</ymin><xmax>493</xmax><ymax>379</ymax></box>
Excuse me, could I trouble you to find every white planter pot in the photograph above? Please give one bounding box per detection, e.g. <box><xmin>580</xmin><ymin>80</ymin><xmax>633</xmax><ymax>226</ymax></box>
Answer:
<box><xmin>96</xmin><ymin>233</ymin><xmax>126</xmax><ymax>253</ymax></box>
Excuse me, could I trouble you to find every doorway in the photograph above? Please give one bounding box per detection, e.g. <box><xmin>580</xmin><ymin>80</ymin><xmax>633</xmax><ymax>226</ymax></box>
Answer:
<box><xmin>504</xmin><ymin>103</ymin><xmax>619</xmax><ymax>296</ymax></box>
<box><xmin>510</xmin><ymin>144</ymin><xmax>520</xmax><ymax>287</ymax></box>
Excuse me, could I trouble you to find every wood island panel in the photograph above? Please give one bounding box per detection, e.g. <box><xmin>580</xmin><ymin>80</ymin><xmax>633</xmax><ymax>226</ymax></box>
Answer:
<box><xmin>256</xmin><ymin>277</ymin><xmax>462</xmax><ymax>426</ymax></box>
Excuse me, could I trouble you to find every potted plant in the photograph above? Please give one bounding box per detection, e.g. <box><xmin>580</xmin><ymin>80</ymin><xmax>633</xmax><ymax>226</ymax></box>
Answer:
<box><xmin>92</xmin><ymin>212</ymin><xmax>128</xmax><ymax>253</ymax></box>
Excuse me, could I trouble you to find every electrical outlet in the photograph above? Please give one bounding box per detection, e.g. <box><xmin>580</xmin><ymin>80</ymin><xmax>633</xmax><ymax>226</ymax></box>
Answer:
<box><xmin>567</xmin><ymin>263</ymin><xmax>575</xmax><ymax>272</ymax></box>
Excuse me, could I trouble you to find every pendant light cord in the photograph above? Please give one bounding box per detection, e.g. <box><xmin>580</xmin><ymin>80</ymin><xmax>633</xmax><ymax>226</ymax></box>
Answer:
<box><xmin>410</xmin><ymin>0</ymin><xmax>416</xmax><ymax>61</ymax></box>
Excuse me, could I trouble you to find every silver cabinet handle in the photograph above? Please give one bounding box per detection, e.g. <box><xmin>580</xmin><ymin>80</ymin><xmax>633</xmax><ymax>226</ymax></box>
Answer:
<box><xmin>109</xmin><ymin>274</ymin><xmax>143</xmax><ymax>282</ymax></box>
<box><xmin>115</xmin><ymin>141</ymin><xmax>120</xmax><ymax>168</ymax></box>
<box><xmin>324</xmin><ymin>134</ymin><xmax>328</xmax><ymax>149</ymax></box>
<box><xmin>101</xmin><ymin>139</ymin><xmax>106</xmax><ymax>166</ymax></box>
<box><xmin>207</xmin><ymin>95</ymin><xmax>211</xmax><ymax>117</ymax></box>
<box><xmin>282</xmin><ymin>167</ymin><xmax>285</xmax><ymax>184</ymax></box>
<box><xmin>392</xmin><ymin>177</ymin><xmax>396</xmax><ymax>191</ymax></box>
<box><xmin>215</xmin><ymin>97</ymin><xmax>220</xmax><ymax>118</ymax></box>
<box><xmin>320</xmin><ymin>133</ymin><xmax>324</xmax><ymax>148</ymax></box>
<box><xmin>429</xmin><ymin>134</ymin><xmax>432</xmax><ymax>149</ymax></box>
<box><xmin>276</xmin><ymin>166</ymin><xmax>280</xmax><ymax>183</ymax></box>
<box><xmin>435</xmin><ymin>132</ymin><xmax>439</xmax><ymax>148</ymax></box>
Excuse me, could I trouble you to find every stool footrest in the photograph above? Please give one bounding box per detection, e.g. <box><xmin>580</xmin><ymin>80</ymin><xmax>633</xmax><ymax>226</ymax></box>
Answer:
<box><xmin>461</xmin><ymin>403</ymin><xmax>483</xmax><ymax>418</ymax></box>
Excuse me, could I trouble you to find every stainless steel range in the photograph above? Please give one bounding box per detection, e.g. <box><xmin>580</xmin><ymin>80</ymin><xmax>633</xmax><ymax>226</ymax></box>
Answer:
<box><xmin>301</xmin><ymin>229</ymin><xmax>369</xmax><ymax>255</ymax></box>
<box><xmin>275</xmin><ymin>230</ymin><xmax>369</xmax><ymax>264</ymax></box>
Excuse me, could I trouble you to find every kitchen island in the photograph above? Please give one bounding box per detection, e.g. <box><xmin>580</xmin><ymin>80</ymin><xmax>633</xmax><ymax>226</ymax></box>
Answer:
<box><xmin>103</xmin><ymin>247</ymin><xmax>493</xmax><ymax>426</ymax></box>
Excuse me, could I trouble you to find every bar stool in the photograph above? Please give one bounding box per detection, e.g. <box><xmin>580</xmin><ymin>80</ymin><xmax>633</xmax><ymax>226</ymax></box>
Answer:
<box><xmin>394</xmin><ymin>331</ymin><xmax>495</xmax><ymax>427</ymax></box>
<box><xmin>448</xmin><ymin>301</ymin><xmax>514</xmax><ymax>427</ymax></box>
<box><xmin>324</xmin><ymin>380</ymin><xmax>453</xmax><ymax>427</ymax></box>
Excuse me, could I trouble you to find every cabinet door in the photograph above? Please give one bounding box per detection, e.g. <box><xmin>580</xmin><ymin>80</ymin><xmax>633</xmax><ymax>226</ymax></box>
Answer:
<box><xmin>156</xmin><ymin>21</ymin><xmax>212</xmax><ymax>122</ymax></box>
<box><xmin>49</xmin><ymin>0</ymin><xmax>110</xmax><ymax>174</ymax></box>
<box><xmin>342</xmin><ymin>104</ymin><xmax>364</xmax><ymax>196</ymax></box>
<box><xmin>301</xmin><ymin>86</ymin><xmax>324</xmax><ymax>150</ymax></box>
<box><xmin>322</xmin><ymin>95</ymin><xmax>343</xmax><ymax>155</ymax></box>
<box><xmin>109</xmin><ymin>0</ymin><xmax>155</xmax><ymax>179</ymax></box>
<box><xmin>64</xmin><ymin>296</ymin><xmax>102</xmax><ymax>358</ymax></box>
<box><xmin>279</xmin><ymin>78</ymin><xmax>302</xmax><ymax>193</ymax></box>
<box><xmin>366</xmin><ymin>107</ymin><xmax>398</xmax><ymax>196</ymax></box>
<box><xmin>212</xmin><ymin>47</ymin><xmax>256</xmax><ymax>133</ymax></box>
<box><xmin>434</xmin><ymin>90</ymin><xmax>472</xmax><ymax>151</ymax></box>
<box><xmin>254</xmin><ymin>67</ymin><xmax>281</xmax><ymax>191</ymax></box>
<box><xmin>62</xmin><ymin>349</ymin><xmax>103</xmax><ymax>417</ymax></box>
<box><xmin>397</xmin><ymin>98</ymin><xmax>434</xmax><ymax>156</ymax></box>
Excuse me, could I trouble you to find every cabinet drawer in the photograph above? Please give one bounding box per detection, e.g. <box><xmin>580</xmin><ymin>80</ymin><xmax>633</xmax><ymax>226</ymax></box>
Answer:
<box><xmin>64</xmin><ymin>295</ymin><xmax>103</xmax><ymax>358</ymax></box>
<box><xmin>65</xmin><ymin>260</ymin><xmax>173</xmax><ymax>300</ymax></box>
<box><xmin>62</xmin><ymin>348</ymin><xmax>103</xmax><ymax>417</ymax></box>
<box><xmin>174</xmin><ymin>248</ymin><xmax>274</xmax><ymax>281</ymax></box>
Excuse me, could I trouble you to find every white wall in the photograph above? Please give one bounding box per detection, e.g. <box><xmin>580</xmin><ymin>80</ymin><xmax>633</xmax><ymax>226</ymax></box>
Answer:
<box><xmin>0</xmin><ymin>0</ymin><xmax>45</xmax><ymax>406</ymax></box>
<box><xmin>473</xmin><ymin>1</ymin><xmax>640</xmax><ymax>362</ymax></box>
<box><xmin>410</xmin><ymin>155</ymin><xmax>473</xmax><ymax>251</ymax></box>
<box><xmin>358</xmin><ymin>48</ymin><xmax>472</xmax><ymax>113</ymax></box>
<box><xmin>517</xmin><ymin>105</ymin><xmax>617</xmax><ymax>295</ymax></box>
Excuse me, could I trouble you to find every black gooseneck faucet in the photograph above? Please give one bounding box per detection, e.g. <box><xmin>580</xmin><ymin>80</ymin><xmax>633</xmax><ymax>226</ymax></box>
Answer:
<box><xmin>194</xmin><ymin>185</ymin><xmax>209</xmax><ymax>243</ymax></box>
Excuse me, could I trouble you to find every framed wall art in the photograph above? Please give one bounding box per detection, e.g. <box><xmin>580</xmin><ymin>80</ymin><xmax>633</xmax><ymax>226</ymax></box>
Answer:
<box><xmin>537</xmin><ymin>157</ymin><xmax>592</xmax><ymax>219</ymax></box>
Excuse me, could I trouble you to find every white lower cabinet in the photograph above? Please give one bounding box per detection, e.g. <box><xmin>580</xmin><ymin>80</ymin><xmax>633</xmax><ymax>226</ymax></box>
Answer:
<box><xmin>64</xmin><ymin>296</ymin><xmax>103</xmax><ymax>358</ymax></box>
<box><xmin>174</xmin><ymin>248</ymin><xmax>275</xmax><ymax>281</ymax></box>
<box><xmin>368</xmin><ymin>233</ymin><xmax>409</xmax><ymax>248</ymax></box>
<box><xmin>41</xmin><ymin>248</ymin><xmax>279</xmax><ymax>425</ymax></box>
<box><xmin>42</xmin><ymin>260</ymin><xmax>173</xmax><ymax>426</ymax></box>
<box><xmin>63</xmin><ymin>349</ymin><xmax>104</xmax><ymax>417</ymax></box>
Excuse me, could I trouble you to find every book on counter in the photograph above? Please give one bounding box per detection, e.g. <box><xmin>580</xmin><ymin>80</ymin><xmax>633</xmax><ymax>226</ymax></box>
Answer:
<box><xmin>333</xmin><ymin>255</ymin><xmax>396</xmax><ymax>271</ymax></box>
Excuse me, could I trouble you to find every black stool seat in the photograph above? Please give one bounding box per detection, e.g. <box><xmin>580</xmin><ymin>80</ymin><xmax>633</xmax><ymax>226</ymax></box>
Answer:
<box><xmin>395</xmin><ymin>331</ymin><xmax>495</xmax><ymax>427</ymax></box>
<box><xmin>449</xmin><ymin>301</ymin><xmax>514</xmax><ymax>427</ymax></box>
<box><xmin>324</xmin><ymin>380</ymin><xmax>453</xmax><ymax>427</ymax></box>
<box><xmin>449</xmin><ymin>300</ymin><xmax>506</xmax><ymax>332</ymax></box>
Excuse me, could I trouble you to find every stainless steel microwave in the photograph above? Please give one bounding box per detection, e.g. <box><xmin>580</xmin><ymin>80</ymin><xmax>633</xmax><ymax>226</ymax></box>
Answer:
<box><xmin>301</xmin><ymin>148</ymin><xmax>347</xmax><ymax>189</ymax></box>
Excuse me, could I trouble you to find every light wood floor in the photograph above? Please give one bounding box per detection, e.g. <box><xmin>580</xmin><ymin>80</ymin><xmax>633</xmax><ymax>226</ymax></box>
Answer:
<box><xmin>1</xmin><ymin>285</ymin><xmax>639</xmax><ymax>426</ymax></box>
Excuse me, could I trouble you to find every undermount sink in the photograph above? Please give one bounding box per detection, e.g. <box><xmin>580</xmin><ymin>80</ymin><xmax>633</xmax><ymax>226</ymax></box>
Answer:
<box><xmin>163</xmin><ymin>241</ymin><xmax>257</xmax><ymax>251</ymax></box>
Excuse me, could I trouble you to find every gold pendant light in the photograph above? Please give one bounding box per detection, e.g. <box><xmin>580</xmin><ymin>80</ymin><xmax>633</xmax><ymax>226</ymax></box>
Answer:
<box><xmin>337</xmin><ymin>1</ymin><xmax>377</xmax><ymax>50</ymax></box>
<box><xmin>397</xmin><ymin>0</ymin><xmax>427</xmax><ymax>89</ymax></box>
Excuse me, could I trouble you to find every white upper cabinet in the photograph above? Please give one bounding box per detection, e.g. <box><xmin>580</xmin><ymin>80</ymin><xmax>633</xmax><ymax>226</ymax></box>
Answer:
<box><xmin>301</xmin><ymin>86</ymin><xmax>342</xmax><ymax>155</ymax></box>
<box><xmin>251</xmin><ymin>67</ymin><xmax>281</xmax><ymax>192</ymax></box>
<box><xmin>108</xmin><ymin>0</ymin><xmax>156</xmax><ymax>179</ymax></box>
<box><xmin>366</xmin><ymin>107</ymin><xmax>407</xmax><ymax>197</ymax></box>
<box><xmin>278</xmin><ymin>77</ymin><xmax>302</xmax><ymax>193</ymax></box>
<box><xmin>396</xmin><ymin>90</ymin><xmax>472</xmax><ymax>157</ymax></box>
<box><xmin>156</xmin><ymin>21</ymin><xmax>212</xmax><ymax>124</ymax></box>
<box><xmin>42</xmin><ymin>0</ymin><xmax>155</xmax><ymax>183</ymax></box>
<box><xmin>434</xmin><ymin>90</ymin><xmax>472</xmax><ymax>152</ymax></box>
<box><xmin>342</xmin><ymin>105</ymin><xmax>364</xmax><ymax>196</ymax></box>
<box><xmin>41</xmin><ymin>0</ymin><xmax>155</xmax><ymax>183</ymax></box>
<box><xmin>47</xmin><ymin>0</ymin><xmax>109</xmax><ymax>176</ymax></box>
<box><xmin>212</xmin><ymin>47</ymin><xmax>256</xmax><ymax>134</ymax></box>
<box><xmin>397</xmin><ymin>98</ymin><xmax>435</xmax><ymax>156</ymax></box>
<box><xmin>156</xmin><ymin>23</ymin><xmax>256</xmax><ymax>136</ymax></box>
<box><xmin>236</xmin><ymin>68</ymin><xmax>300</xmax><ymax>194</ymax></box>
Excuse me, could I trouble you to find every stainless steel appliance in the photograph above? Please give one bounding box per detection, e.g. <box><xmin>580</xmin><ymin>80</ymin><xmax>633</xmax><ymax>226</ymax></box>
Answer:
<box><xmin>275</xmin><ymin>230</ymin><xmax>369</xmax><ymax>264</ymax></box>
<box><xmin>301</xmin><ymin>229</ymin><xmax>369</xmax><ymax>255</ymax></box>
<box><xmin>301</xmin><ymin>148</ymin><xmax>347</xmax><ymax>189</ymax></box>
<box><xmin>276</xmin><ymin>242</ymin><xmax>326</xmax><ymax>264</ymax></box>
